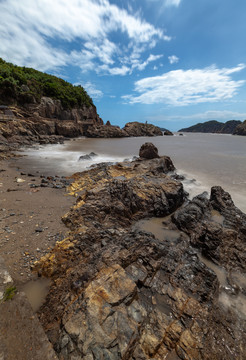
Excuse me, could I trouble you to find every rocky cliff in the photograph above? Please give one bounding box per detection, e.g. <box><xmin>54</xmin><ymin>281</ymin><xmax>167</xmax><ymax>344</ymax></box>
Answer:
<box><xmin>179</xmin><ymin>120</ymin><xmax>242</xmax><ymax>134</ymax></box>
<box><xmin>0</xmin><ymin>97</ymin><xmax>103</xmax><ymax>150</ymax></box>
<box><xmin>33</xmin><ymin>146</ymin><xmax>246</xmax><ymax>360</ymax></box>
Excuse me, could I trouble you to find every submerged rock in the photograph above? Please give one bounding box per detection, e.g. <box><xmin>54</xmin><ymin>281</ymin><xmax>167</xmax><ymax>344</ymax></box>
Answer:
<box><xmin>78</xmin><ymin>152</ymin><xmax>98</xmax><ymax>161</ymax></box>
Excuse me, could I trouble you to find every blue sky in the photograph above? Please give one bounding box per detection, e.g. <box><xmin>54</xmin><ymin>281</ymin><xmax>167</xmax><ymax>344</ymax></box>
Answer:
<box><xmin>0</xmin><ymin>0</ymin><xmax>246</xmax><ymax>130</ymax></box>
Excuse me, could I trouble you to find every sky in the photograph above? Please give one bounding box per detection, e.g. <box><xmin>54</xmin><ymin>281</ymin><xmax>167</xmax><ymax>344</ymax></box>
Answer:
<box><xmin>0</xmin><ymin>0</ymin><xmax>246</xmax><ymax>130</ymax></box>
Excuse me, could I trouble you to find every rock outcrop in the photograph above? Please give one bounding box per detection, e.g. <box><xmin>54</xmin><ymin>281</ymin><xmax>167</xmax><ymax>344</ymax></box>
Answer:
<box><xmin>0</xmin><ymin>98</ymin><xmax>103</xmax><ymax>148</ymax></box>
<box><xmin>85</xmin><ymin>122</ymin><xmax>164</xmax><ymax>138</ymax></box>
<box><xmin>33</xmin><ymin>149</ymin><xmax>246</xmax><ymax>360</ymax></box>
<box><xmin>85</xmin><ymin>124</ymin><xmax>128</xmax><ymax>138</ymax></box>
<box><xmin>123</xmin><ymin>122</ymin><xmax>163</xmax><ymax>137</ymax></box>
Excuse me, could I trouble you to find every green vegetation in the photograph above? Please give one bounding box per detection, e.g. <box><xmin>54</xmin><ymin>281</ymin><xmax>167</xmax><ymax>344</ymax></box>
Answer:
<box><xmin>0</xmin><ymin>58</ymin><xmax>93</xmax><ymax>109</ymax></box>
<box><xmin>1</xmin><ymin>286</ymin><xmax>16</xmax><ymax>302</ymax></box>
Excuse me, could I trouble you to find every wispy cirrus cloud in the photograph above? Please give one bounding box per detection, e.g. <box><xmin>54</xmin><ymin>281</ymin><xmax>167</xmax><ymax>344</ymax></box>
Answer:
<box><xmin>0</xmin><ymin>0</ymin><xmax>169</xmax><ymax>75</ymax></box>
<box><xmin>122</xmin><ymin>64</ymin><xmax>245</xmax><ymax>106</ymax></box>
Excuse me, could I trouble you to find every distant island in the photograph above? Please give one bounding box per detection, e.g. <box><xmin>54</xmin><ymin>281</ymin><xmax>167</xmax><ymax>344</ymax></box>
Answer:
<box><xmin>178</xmin><ymin>120</ymin><xmax>244</xmax><ymax>134</ymax></box>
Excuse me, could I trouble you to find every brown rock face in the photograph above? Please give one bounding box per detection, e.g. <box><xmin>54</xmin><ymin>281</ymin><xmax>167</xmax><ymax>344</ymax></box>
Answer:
<box><xmin>139</xmin><ymin>142</ymin><xmax>160</xmax><ymax>159</ymax></box>
<box><xmin>85</xmin><ymin>124</ymin><xmax>128</xmax><ymax>138</ymax></box>
<box><xmin>0</xmin><ymin>97</ymin><xmax>104</xmax><ymax>148</ymax></box>
<box><xmin>123</xmin><ymin>121</ymin><xmax>163</xmax><ymax>137</ymax></box>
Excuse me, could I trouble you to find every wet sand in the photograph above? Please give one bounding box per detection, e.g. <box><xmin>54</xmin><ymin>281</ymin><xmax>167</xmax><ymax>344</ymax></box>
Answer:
<box><xmin>0</xmin><ymin>160</ymin><xmax>74</xmax><ymax>285</ymax></box>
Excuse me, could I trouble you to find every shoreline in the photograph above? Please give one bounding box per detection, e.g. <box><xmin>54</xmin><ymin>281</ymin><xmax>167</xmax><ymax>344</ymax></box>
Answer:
<box><xmin>1</xmin><ymin>147</ymin><xmax>246</xmax><ymax>359</ymax></box>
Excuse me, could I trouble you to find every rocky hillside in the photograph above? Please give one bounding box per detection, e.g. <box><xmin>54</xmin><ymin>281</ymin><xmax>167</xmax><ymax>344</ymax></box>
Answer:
<box><xmin>179</xmin><ymin>120</ymin><xmax>241</xmax><ymax>134</ymax></box>
<box><xmin>33</xmin><ymin>145</ymin><xmax>246</xmax><ymax>360</ymax></box>
<box><xmin>0</xmin><ymin>59</ymin><xmax>105</xmax><ymax>151</ymax></box>
<box><xmin>233</xmin><ymin>120</ymin><xmax>246</xmax><ymax>135</ymax></box>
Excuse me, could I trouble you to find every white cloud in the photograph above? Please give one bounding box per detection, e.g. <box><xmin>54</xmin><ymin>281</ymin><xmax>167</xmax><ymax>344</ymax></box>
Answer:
<box><xmin>122</xmin><ymin>64</ymin><xmax>246</xmax><ymax>106</ymax></box>
<box><xmin>82</xmin><ymin>82</ymin><xmax>103</xmax><ymax>99</ymax></box>
<box><xmin>146</xmin><ymin>0</ymin><xmax>181</xmax><ymax>7</ymax></box>
<box><xmin>0</xmin><ymin>0</ymin><xmax>169</xmax><ymax>75</ymax></box>
<box><xmin>151</xmin><ymin>110</ymin><xmax>246</xmax><ymax>122</ymax></box>
<box><xmin>132</xmin><ymin>54</ymin><xmax>163</xmax><ymax>71</ymax></box>
<box><xmin>168</xmin><ymin>55</ymin><xmax>179</xmax><ymax>64</ymax></box>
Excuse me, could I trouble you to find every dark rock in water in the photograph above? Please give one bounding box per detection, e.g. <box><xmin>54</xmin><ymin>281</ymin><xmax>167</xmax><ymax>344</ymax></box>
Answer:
<box><xmin>164</xmin><ymin>130</ymin><xmax>173</xmax><ymax>136</ymax></box>
<box><xmin>78</xmin><ymin>152</ymin><xmax>98</xmax><ymax>161</ymax></box>
<box><xmin>139</xmin><ymin>142</ymin><xmax>159</xmax><ymax>159</ymax></box>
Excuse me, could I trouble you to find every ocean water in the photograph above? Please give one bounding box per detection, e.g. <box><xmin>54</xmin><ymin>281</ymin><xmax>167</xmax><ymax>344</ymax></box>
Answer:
<box><xmin>14</xmin><ymin>133</ymin><xmax>246</xmax><ymax>212</ymax></box>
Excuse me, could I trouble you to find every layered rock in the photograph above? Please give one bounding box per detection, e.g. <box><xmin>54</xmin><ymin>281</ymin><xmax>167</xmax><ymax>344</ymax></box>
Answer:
<box><xmin>33</xmin><ymin>151</ymin><xmax>246</xmax><ymax>360</ymax></box>
<box><xmin>0</xmin><ymin>98</ymin><xmax>103</xmax><ymax>147</ymax></box>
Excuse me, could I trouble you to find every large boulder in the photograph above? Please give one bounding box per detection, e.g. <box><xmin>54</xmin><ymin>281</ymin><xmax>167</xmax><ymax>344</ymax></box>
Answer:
<box><xmin>139</xmin><ymin>142</ymin><xmax>159</xmax><ymax>159</ymax></box>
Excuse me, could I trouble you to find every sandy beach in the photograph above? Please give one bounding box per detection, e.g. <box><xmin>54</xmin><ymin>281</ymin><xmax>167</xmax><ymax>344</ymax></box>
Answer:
<box><xmin>0</xmin><ymin>159</ymin><xmax>74</xmax><ymax>285</ymax></box>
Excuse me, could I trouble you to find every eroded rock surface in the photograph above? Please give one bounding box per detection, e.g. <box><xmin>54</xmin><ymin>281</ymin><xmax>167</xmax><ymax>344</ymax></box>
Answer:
<box><xmin>34</xmin><ymin>156</ymin><xmax>246</xmax><ymax>360</ymax></box>
<box><xmin>123</xmin><ymin>122</ymin><xmax>163</xmax><ymax>137</ymax></box>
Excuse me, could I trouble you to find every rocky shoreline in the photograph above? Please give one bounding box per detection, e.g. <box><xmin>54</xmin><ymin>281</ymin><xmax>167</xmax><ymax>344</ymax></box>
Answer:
<box><xmin>0</xmin><ymin>99</ymin><xmax>165</xmax><ymax>161</ymax></box>
<box><xmin>1</xmin><ymin>143</ymin><xmax>246</xmax><ymax>359</ymax></box>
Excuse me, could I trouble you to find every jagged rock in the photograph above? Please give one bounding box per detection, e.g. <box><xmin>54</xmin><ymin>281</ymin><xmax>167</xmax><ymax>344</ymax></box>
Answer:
<box><xmin>33</xmin><ymin>152</ymin><xmax>246</xmax><ymax>360</ymax></box>
<box><xmin>123</xmin><ymin>122</ymin><xmax>163</xmax><ymax>137</ymax></box>
<box><xmin>139</xmin><ymin>142</ymin><xmax>159</xmax><ymax>159</ymax></box>
<box><xmin>173</xmin><ymin>186</ymin><xmax>246</xmax><ymax>271</ymax></box>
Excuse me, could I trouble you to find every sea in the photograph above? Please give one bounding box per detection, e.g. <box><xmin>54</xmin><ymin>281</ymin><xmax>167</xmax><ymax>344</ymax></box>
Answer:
<box><xmin>14</xmin><ymin>133</ymin><xmax>246</xmax><ymax>213</ymax></box>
